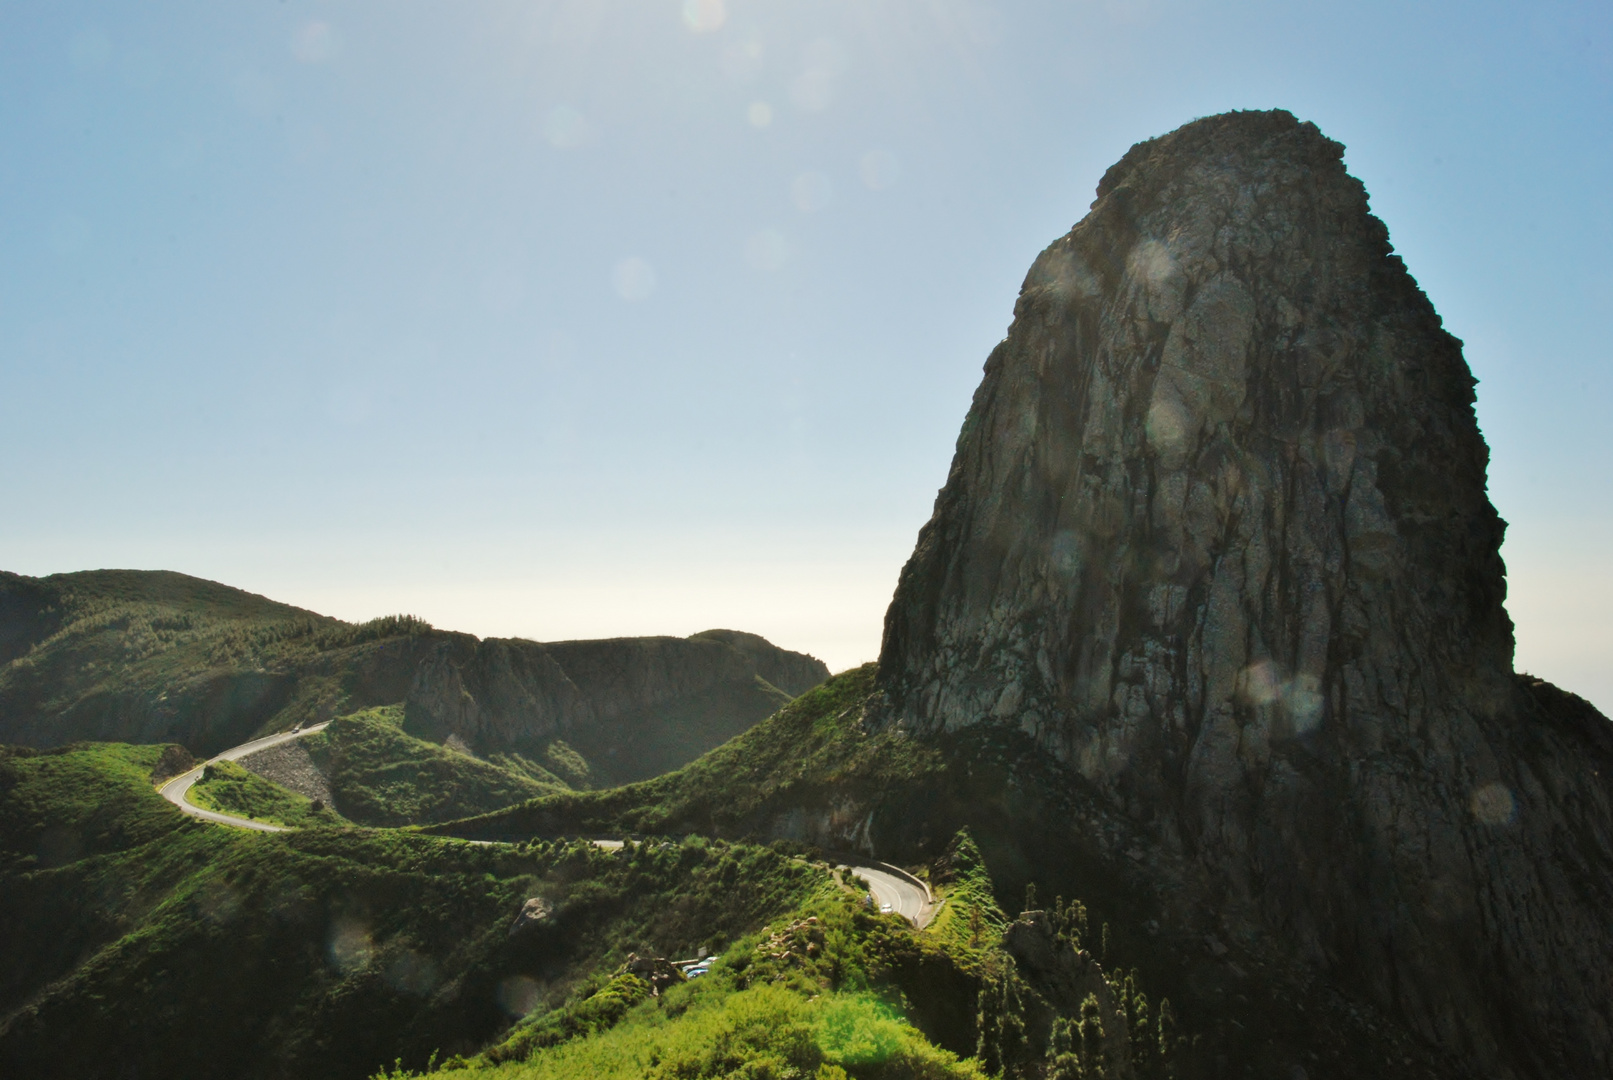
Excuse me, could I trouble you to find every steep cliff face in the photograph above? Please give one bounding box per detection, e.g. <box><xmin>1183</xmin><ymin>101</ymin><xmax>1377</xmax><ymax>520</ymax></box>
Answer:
<box><xmin>876</xmin><ymin>111</ymin><xmax>1613</xmax><ymax>1076</ymax></box>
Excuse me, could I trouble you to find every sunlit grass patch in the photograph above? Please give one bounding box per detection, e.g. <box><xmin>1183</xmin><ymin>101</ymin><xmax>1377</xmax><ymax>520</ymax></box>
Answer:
<box><xmin>418</xmin><ymin>984</ymin><xmax>982</xmax><ymax>1080</ymax></box>
<box><xmin>186</xmin><ymin>758</ymin><xmax>339</xmax><ymax>828</ymax></box>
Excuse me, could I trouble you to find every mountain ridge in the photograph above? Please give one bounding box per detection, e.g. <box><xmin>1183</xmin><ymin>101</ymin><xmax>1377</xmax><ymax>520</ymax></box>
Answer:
<box><xmin>0</xmin><ymin>568</ymin><xmax>828</xmax><ymax>786</ymax></box>
<box><xmin>436</xmin><ymin>110</ymin><xmax>1613</xmax><ymax>1079</ymax></box>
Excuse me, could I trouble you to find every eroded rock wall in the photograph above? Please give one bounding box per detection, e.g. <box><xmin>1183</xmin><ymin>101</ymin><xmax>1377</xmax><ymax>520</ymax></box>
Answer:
<box><xmin>875</xmin><ymin>110</ymin><xmax>1613</xmax><ymax>1077</ymax></box>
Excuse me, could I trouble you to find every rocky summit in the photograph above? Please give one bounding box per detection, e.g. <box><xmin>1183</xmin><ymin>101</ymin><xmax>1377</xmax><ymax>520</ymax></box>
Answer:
<box><xmin>875</xmin><ymin>110</ymin><xmax>1613</xmax><ymax>1076</ymax></box>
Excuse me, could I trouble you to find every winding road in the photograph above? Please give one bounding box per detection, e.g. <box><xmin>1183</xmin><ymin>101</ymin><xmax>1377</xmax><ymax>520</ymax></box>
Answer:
<box><xmin>837</xmin><ymin>859</ymin><xmax>935</xmax><ymax>929</ymax></box>
<box><xmin>156</xmin><ymin>727</ymin><xmax>936</xmax><ymax>927</ymax></box>
<box><xmin>157</xmin><ymin>722</ymin><xmax>331</xmax><ymax>832</ymax></box>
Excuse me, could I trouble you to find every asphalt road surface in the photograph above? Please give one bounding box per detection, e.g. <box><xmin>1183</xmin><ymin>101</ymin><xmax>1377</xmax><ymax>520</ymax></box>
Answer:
<box><xmin>840</xmin><ymin>859</ymin><xmax>934</xmax><ymax>928</ymax></box>
<box><xmin>157</xmin><ymin>722</ymin><xmax>331</xmax><ymax>832</ymax></box>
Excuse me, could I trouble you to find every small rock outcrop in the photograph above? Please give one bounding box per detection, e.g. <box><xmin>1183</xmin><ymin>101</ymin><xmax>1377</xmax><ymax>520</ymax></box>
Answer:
<box><xmin>876</xmin><ymin>110</ymin><xmax>1613</xmax><ymax>1077</ymax></box>
<box><xmin>149</xmin><ymin>744</ymin><xmax>196</xmax><ymax>784</ymax></box>
<box><xmin>508</xmin><ymin>896</ymin><xmax>553</xmax><ymax>937</ymax></box>
<box><xmin>238</xmin><ymin>740</ymin><xmax>333</xmax><ymax>807</ymax></box>
<box><xmin>620</xmin><ymin>953</ymin><xmax>685</xmax><ymax>996</ymax></box>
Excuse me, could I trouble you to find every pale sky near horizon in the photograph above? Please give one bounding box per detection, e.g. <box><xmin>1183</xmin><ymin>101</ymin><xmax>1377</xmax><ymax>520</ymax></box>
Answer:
<box><xmin>3</xmin><ymin>1</ymin><xmax>1611</xmax><ymax>712</ymax></box>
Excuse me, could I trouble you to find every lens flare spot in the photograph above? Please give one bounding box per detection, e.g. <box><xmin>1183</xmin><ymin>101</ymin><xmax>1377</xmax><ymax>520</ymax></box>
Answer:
<box><xmin>1145</xmin><ymin>397</ymin><xmax>1187</xmax><ymax>455</ymax></box>
<box><xmin>1128</xmin><ymin>238</ymin><xmax>1177</xmax><ymax>288</ymax></box>
<box><xmin>292</xmin><ymin>21</ymin><xmax>340</xmax><ymax>63</ymax></box>
<box><xmin>1239</xmin><ymin>660</ymin><xmax>1283</xmax><ymax>706</ymax></box>
<box><xmin>196</xmin><ymin>882</ymin><xmax>243</xmax><ymax>926</ymax></box>
<box><xmin>682</xmin><ymin>0</ymin><xmax>726</xmax><ymax>33</ymax></box>
<box><xmin>612</xmin><ymin>257</ymin><xmax>657</xmax><ymax>301</ymax></box>
<box><xmin>543</xmin><ymin>105</ymin><xmax>590</xmax><ymax>149</ymax></box>
<box><xmin>1051</xmin><ymin>530</ymin><xmax>1079</xmax><ymax>575</ymax></box>
<box><xmin>1283</xmin><ymin>675</ymin><xmax>1324</xmax><ymax>734</ymax></box>
<box><xmin>747</xmin><ymin>101</ymin><xmax>773</xmax><ymax>128</ymax></box>
<box><xmin>327</xmin><ymin>917</ymin><xmax>374</xmax><ymax>973</ymax></box>
<box><xmin>859</xmin><ymin>149</ymin><xmax>900</xmax><ymax>191</ymax></box>
<box><xmin>1471</xmin><ymin>781</ymin><xmax>1516</xmax><ymax>826</ymax></box>
<box><xmin>497</xmin><ymin>975</ymin><xmax>545</xmax><ymax>1016</ymax></box>
<box><xmin>791</xmin><ymin>171</ymin><xmax>832</xmax><ymax>212</ymax></box>
<box><xmin>745</xmin><ymin>229</ymin><xmax>788</xmax><ymax>271</ymax></box>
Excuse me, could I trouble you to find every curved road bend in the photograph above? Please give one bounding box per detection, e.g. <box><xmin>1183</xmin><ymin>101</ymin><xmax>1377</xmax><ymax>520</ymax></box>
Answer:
<box><xmin>157</xmin><ymin>729</ymin><xmax>935</xmax><ymax>929</ymax></box>
<box><xmin>837</xmin><ymin>859</ymin><xmax>934</xmax><ymax>929</ymax></box>
<box><xmin>157</xmin><ymin>722</ymin><xmax>332</xmax><ymax>832</ymax></box>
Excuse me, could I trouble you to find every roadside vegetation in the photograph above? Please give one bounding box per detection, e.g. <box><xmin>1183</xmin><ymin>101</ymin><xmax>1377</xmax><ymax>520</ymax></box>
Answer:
<box><xmin>3</xmin><ymin>653</ymin><xmax>1433</xmax><ymax>1078</ymax></box>
<box><xmin>0</xmin><ymin>742</ymin><xmax>829</xmax><ymax>1080</ymax></box>
<box><xmin>407</xmin><ymin>897</ymin><xmax>990</xmax><ymax>1079</ymax></box>
<box><xmin>372</xmin><ymin>827</ymin><xmax>1191</xmax><ymax>1080</ymax></box>
<box><xmin>186</xmin><ymin>757</ymin><xmax>343</xmax><ymax>828</ymax></box>
<box><xmin>428</xmin><ymin>665</ymin><xmax>946</xmax><ymax>842</ymax></box>
<box><xmin>300</xmin><ymin>705</ymin><xmax>571</xmax><ymax>826</ymax></box>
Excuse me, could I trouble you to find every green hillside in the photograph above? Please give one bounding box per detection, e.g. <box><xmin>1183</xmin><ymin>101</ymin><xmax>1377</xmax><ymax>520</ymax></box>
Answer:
<box><xmin>301</xmin><ymin>706</ymin><xmax>571</xmax><ymax>826</ymax></box>
<box><xmin>423</xmin><ymin>666</ymin><xmax>964</xmax><ymax>848</ymax></box>
<box><xmin>0</xmin><ymin>568</ymin><xmax>434</xmax><ymax>753</ymax></box>
<box><xmin>0</xmin><ymin>692</ymin><xmax>1430</xmax><ymax>1079</ymax></box>
<box><xmin>182</xmin><ymin>706</ymin><xmax>576</xmax><ymax>828</ymax></box>
<box><xmin>0</xmin><ymin>741</ymin><xmax>834</xmax><ymax>1080</ymax></box>
<box><xmin>0</xmin><ymin>569</ymin><xmax>829</xmax><ymax>784</ymax></box>
<box><xmin>429</xmin><ymin>666</ymin><xmax>1458</xmax><ymax>1079</ymax></box>
<box><xmin>187</xmin><ymin>758</ymin><xmax>342</xmax><ymax>828</ymax></box>
<box><xmin>0</xmin><ymin>735</ymin><xmax>1188</xmax><ymax>1080</ymax></box>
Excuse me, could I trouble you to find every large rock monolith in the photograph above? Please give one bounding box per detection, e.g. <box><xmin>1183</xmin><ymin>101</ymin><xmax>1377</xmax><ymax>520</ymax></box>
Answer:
<box><xmin>876</xmin><ymin>110</ymin><xmax>1613</xmax><ymax>1077</ymax></box>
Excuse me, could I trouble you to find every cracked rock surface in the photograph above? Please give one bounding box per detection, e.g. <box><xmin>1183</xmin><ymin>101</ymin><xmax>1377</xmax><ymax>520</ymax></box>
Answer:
<box><xmin>876</xmin><ymin>110</ymin><xmax>1613</xmax><ymax>1077</ymax></box>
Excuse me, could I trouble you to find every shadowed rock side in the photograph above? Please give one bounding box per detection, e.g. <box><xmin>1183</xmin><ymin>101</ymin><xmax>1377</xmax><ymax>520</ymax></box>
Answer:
<box><xmin>402</xmin><ymin>629</ymin><xmax>829</xmax><ymax>784</ymax></box>
<box><xmin>0</xmin><ymin>570</ymin><xmax>827</xmax><ymax>783</ymax></box>
<box><xmin>874</xmin><ymin>110</ymin><xmax>1613</xmax><ymax>1077</ymax></box>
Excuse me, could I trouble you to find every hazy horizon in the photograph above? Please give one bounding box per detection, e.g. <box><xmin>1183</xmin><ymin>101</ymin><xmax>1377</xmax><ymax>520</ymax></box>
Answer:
<box><xmin>4</xmin><ymin>1</ymin><xmax>1610</xmax><ymax>709</ymax></box>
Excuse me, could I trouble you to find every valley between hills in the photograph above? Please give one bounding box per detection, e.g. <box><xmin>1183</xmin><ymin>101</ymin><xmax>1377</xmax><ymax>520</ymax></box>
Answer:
<box><xmin>3</xmin><ymin>110</ymin><xmax>1611</xmax><ymax>1080</ymax></box>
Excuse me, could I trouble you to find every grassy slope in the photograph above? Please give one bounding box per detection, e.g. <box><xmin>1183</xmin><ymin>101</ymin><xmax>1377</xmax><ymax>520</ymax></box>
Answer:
<box><xmin>414</xmin><ymin>895</ymin><xmax>989</xmax><ymax>1080</ymax></box>
<box><xmin>0</xmin><ymin>571</ymin><xmax>827</xmax><ymax>791</ymax></box>
<box><xmin>187</xmin><ymin>758</ymin><xmax>343</xmax><ymax>828</ymax></box>
<box><xmin>302</xmin><ymin>706</ymin><xmax>569</xmax><ymax>827</ymax></box>
<box><xmin>427</xmin><ymin>665</ymin><xmax>947</xmax><ymax>842</ymax></box>
<box><xmin>1</xmin><ymin>733</ymin><xmax>1397</xmax><ymax>1080</ymax></box>
<box><xmin>385</xmin><ymin>828</ymin><xmax>1187</xmax><ymax>1080</ymax></box>
<box><xmin>0</xmin><ymin>568</ymin><xmax>430</xmax><ymax>754</ymax></box>
<box><xmin>0</xmin><ymin>743</ymin><xmax>831</xmax><ymax>1080</ymax></box>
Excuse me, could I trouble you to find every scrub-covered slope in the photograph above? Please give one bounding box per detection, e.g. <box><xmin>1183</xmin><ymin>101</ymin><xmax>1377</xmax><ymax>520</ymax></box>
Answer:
<box><xmin>0</xmin><ymin>569</ymin><xmax>827</xmax><ymax>783</ymax></box>
<box><xmin>0</xmin><ymin>741</ymin><xmax>830</xmax><ymax>1080</ymax></box>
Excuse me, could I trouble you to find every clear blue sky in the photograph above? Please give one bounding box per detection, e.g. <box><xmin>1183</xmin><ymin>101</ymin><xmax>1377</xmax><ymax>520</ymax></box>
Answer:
<box><xmin>3</xmin><ymin>1</ymin><xmax>1610</xmax><ymax>710</ymax></box>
